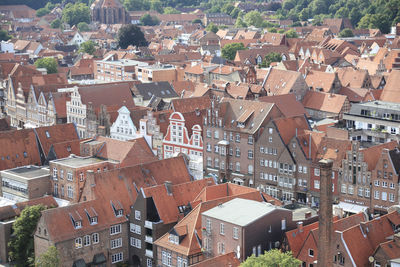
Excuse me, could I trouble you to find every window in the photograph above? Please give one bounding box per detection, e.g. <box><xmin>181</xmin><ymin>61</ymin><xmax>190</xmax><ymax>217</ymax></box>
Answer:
<box><xmin>177</xmin><ymin>257</ymin><xmax>188</xmax><ymax>267</ymax></box>
<box><xmin>235</xmin><ymin>133</ymin><xmax>240</xmax><ymax>142</ymax></box>
<box><xmin>111</xmin><ymin>238</ymin><xmax>122</xmax><ymax>249</ymax></box>
<box><xmin>382</xmin><ymin>192</ymin><xmax>387</xmax><ymax>201</ymax></box>
<box><xmin>236</xmin><ymin>162</ymin><xmax>240</xmax><ymax>172</ymax></box>
<box><xmin>269</xmin><ymin>137</ymin><xmax>272</xmax><ymax>142</ymax></box>
<box><xmin>248</xmin><ymin>165</ymin><xmax>254</xmax><ymax>174</ymax></box>
<box><xmin>248</xmin><ymin>135</ymin><xmax>253</xmax><ymax>144</ymax></box>
<box><xmin>389</xmin><ymin>193</ymin><xmax>395</xmax><ymax>202</ymax></box>
<box><xmin>374</xmin><ymin>190</ymin><xmax>380</xmax><ymax>200</ymax></box>
<box><xmin>314</xmin><ymin>168</ymin><xmax>320</xmax><ymax>176</ymax></box>
<box><xmin>260</xmin><ymin>159</ymin><xmax>264</xmax><ymax>166</ymax></box>
<box><xmin>111</xmin><ymin>252</ymin><xmax>123</xmax><ymax>264</ymax></box>
<box><xmin>382</xmin><ymin>181</ymin><xmax>388</xmax><ymax>188</ymax></box>
<box><xmin>130</xmin><ymin>223</ymin><xmax>141</xmax><ymax>234</ymax></box>
<box><xmin>67</xmin><ymin>185</ymin><xmax>73</xmax><ymax>199</ymax></box>
<box><xmin>130</xmin><ymin>237</ymin><xmax>141</xmax><ymax>248</ymax></box>
<box><xmin>390</xmin><ymin>183</ymin><xmax>395</xmax><ymax>189</ymax></box>
<box><xmin>110</xmin><ymin>224</ymin><xmax>121</xmax><ymax>235</ymax></box>
<box><xmin>235</xmin><ymin>148</ymin><xmax>241</xmax><ymax>157</ymax></box>
<box><xmin>135</xmin><ymin>210</ymin><xmax>141</xmax><ymax>220</ymax></box>
<box><xmin>92</xmin><ymin>233</ymin><xmax>99</xmax><ymax>244</ymax></box>
<box><xmin>147</xmin><ymin>258</ymin><xmax>153</xmax><ymax>267</ymax></box>
<box><xmin>169</xmin><ymin>234</ymin><xmax>179</xmax><ymax>244</ymax></box>
<box><xmin>218</xmin><ymin>242</ymin><xmax>225</xmax><ymax>254</ymax></box>
<box><xmin>220</xmin><ymin>223</ymin><xmax>225</xmax><ymax>235</ymax></box>
<box><xmin>269</xmin><ymin>128</ymin><xmax>273</xmax><ymax>134</ymax></box>
<box><xmin>309</xmin><ymin>249</ymin><xmax>314</xmax><ymax>257</ymax></box>
<box><xmin>67</xmin><ymin>172</ymin><xmax>73</xmax><ymax>181</ymax></box>
<box><xmin>303</xmin><ymin>166</ymin><xmax>307</xmax><ymax>174</ymax></box>
<box><xmin>358</xmin><ymin>187</ymin><xmax>363</xmax><ymax>196</ymax></box>
<box><xmin>84</xmin><ymin>235</ymin><xmax>91</xmax><ymax>246</ymax></box>
<box><xmin>206</xmin><ymin>129</ymin><xmax>211</xmax><ymax>138</ymax></box>
<box><xmin>365</xmin><ymin>188</ymin><xmax>370</xmax><ymax>197</ymax></box>
<box><xmin>248</xmin><ymin>150</ymin><xmax>253</xmax><ymax>159</ymax></box>
<box><xmin>341</xmin><ymin>184</ymin><xmax>347</xmax><ymax>193</ymax></box>
<box><xmin>281</xmin><ymin>219</ymin><xmax>286</xmax><ymax>230</ymax></box>
<box><xmin>314</xmin><ymin>180</ymin><xmax>320</xmax><ymax>189</ymax></box>
<box><xmin>214</xmin><ymin>130</ymin><xmax>219</xmax><ymax>139</ymax></box>
<box><xmin>348</xmin><ymin>185</ymin><xmax>354</xmax><ymax>195</ymax></box>
<box><xmin>162</xmin><ymin>251</ymin><xmax>172</xmax><ymax>267</ymax></box>
<box><xmin>90</xmin><ymin>216</ymin><xmax>98</xmax><ymax>225</ymax></box>
<box><xmin>233</xmin><ymin>227</ymin><xmax>239</xmax><ymax>239</ymax></box>
<box><xmin>374</xmin><ymin>180</ymin><xmax>380</xmax><ymax>187</ymax></box>
<box><xmin>52</xmin><ymin>168</ymin><xmax>57</xmax><ymax>179</ymax></box>
<box><xmin>75</xmin><ymin>237</ymin><xmax>82</xmax><ymax>249</ymax></box>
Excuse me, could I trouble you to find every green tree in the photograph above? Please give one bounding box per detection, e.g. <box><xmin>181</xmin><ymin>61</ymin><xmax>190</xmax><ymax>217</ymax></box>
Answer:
<box><xmin>36</xmin><ymin>7</ymin><xmax>50</xmax><ymax>17</ymax></box>
<box><xmin>221</xmin><ymin>42</ymin><xmax>246</xmax><ymax>60</ymax></box>
<box><xmin>77</xmin><ymin>22</ymin><xmax>90</xmax><ymax>32</ymax></box>
<box><xmin>244</xmin><ymin>11</ymin><xmax>263</xmax><ymax>27</ymax></box>
<box><xmin>124</xmin><ymin>0</ymin><xmax>150</xmax><ymax>11</ymax></box>
<box><xmin>140</xmin><ymin>14</ymin><xmax>160</xmax><ymax>26</ymax></box>
<box><xmin>240</xmin><ymin>249</ymin><xmax>301</xmax><ymax>267</ymax></box>
<box><xmin>62</xmin><ymin>3</ymin><xmax>90</xmax><ymax>26</ymax></box>
<box><xmin>262</xmin><ymin>52</ymin><xmax>282</xmax><ymax>67</ymax></box>
<box><xmin>349</xmin><ymin>7</ymin><xmax>362</xmax><ymax>26</ymax></box>
<box><xmin>163</xmin><ymin>7</ymin><xmax>179</xmax><ymax>14</ymax></box>
<box><xmin>34</xmin><ymin>58</ymin><xmax>58</xmax><ymax>74</ymax></box>
<box><xmin>335</xmin><ymin>7</ymin><xmax>349</xmax><ymax>18</ymax></box>
<box><xmin>221</xmin><ymin>3</ymin><xmax>234</xmax><ymax>15</ymax></box>
<box><xmin>79</xmin><ymin>40</ymin><xmax>96</xmax><ymax>55</ymax></box>
<box><xmin>278</xmin><ymin>28</ymin><xmax>285</xmax><ymax>33</ymax></box>
<box><xmin>338</xmin><ymin>28</ymin><xmax>354</xmax><ymax>37</ymax></box>
<box><xmin>150</xmin><ymin>0</ymin><xmax>163</xmax><ymax>13</ymax></box>
<box><xmin>8</xmin><ymin>205</ymin><xmax>46</xmax><ymax>266</ymax></box>
<box><xmin>358</xmin><ymin>13</ymin><xmax>372</xmax><ymax>29</ymax></box>
<box><xmin>230</xmin><ymin>7</ymin><xmax>240</xmax><ymax>19</ymax></box>
<box><xmin>192</xmin><ymin>18</ymin><xmax>203</xmax><ymax>25</ymax></box>
<box><xmin>206</xmin><ymin>22</ymin><xmax>218</xmax><ymax>33</ymax></box>
<box><xmin>269</xmin><ymin>27</ymin><xmax>277</xmax><ymax>33</ymax></box>
<box><xmin>235</xmin><ymin>17</ymin><xmax>247</xmax><ymax>28</ymax></box>
<box><xmin>50</xmin><ymin>19</ymin><xmax>61</xmax><ymax>29</ymax></box>
<box><xmin>117</xmin><ymin>24</ymin><xmax>148</xmax><ymax>49</ymax></box>
<box><xmin>0</xmin><ymin>30</ymin><xmax>11</xmax><ymax>41</ymax></box>
<box><xmin>285</xmin><ymin>29</ymin><xmax>298</xmax><ymax>38</ymax></box>
<box><xmin>35</xmin><ymin>246</ymin><xmax>60</xmax><ymax>267</ymax></box>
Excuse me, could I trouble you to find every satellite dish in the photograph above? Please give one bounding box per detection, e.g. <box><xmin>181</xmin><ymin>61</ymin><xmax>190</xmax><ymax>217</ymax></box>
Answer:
<box><xmin>368</xmin><ymin>256</ymin><xmax>374</xmax><ymax>263</ymax></box>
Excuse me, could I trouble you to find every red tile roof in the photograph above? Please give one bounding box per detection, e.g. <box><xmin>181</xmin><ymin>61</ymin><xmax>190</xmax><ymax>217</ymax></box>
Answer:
<box><xmin>142</xmin><ymin>178</ymin><xmax>214</xmax><ymax>224</ymax></box>
<box><xmin>259</xmin><ymin>94</ymin><xmax>308</xmax><ymax>118</ymax></box>
<box><xmin>192</xmin><ymin>252</ymin><xmax>240</xmax><ymax>267</ymax></box>
<box><xmin>302</xmin><ymin>91</ymin><xmax>348</xmax><ymax>114</ymax></box>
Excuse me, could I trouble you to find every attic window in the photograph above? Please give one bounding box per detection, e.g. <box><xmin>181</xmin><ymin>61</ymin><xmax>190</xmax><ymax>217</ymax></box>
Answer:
<box><xmin>23</xmin><ymin>152</ymin><xmax>27</xmax><ymax>158</ymax></box>
<box><xmin>166</xmin><ymin>90</ymin><xmax>171</xmax><ymax>94</ymax></box>
<box><xmin>111</xmin><ymin>200</ymin><xmax>123</xmax><ymax>217</ymax></box>
<box><xmin>75</xmin><ymin>220</ymin><xmax>82</xmax><ymax>229</ymax></box>
<box><xmin>45</xmin><ymin>131</ymin><xmax>50</xmax><ymax>138</ymax></box>
<box><xmin>168</xmin><ymin>234</ymin><xmax>179</xmax><ymax>245</ymax></box>
<box><xmin>161</xmin><ymin>91</ymin><xmax>165</xmax><ymax>95</ymax></box>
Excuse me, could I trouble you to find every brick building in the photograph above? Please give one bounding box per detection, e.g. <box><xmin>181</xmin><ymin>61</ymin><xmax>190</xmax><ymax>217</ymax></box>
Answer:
<box><xmin>201</xmin><ymin>198</ymin><xmax>294</xmax><ymax>262</ymax></box>
<box><xmin>203</xmin><ymin>99</ymin><xmax>283</xmax><ymax>186</ymax></box>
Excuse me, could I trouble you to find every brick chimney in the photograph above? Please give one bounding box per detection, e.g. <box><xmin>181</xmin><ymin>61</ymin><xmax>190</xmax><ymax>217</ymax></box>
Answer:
<box><xmin>317</xmin><ymin>159</ymin><xmax>333</xmax><ymax>267</ymax></box>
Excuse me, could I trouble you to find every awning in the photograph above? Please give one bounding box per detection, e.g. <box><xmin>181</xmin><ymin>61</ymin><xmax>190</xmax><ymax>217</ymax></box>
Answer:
<box><xmin>336</xmin><ymin>202</ymin><xmax>368</xmax><ymax>214</ymax></box>
<box><xmin>72</xmin><ymin>259</ymin><xmax>86</xmax><ymax>267</ymax></box>
<box><xmin>93</xmin><ymin>253</ymin><xmax>106</xmax><ymax>264</ymax></box>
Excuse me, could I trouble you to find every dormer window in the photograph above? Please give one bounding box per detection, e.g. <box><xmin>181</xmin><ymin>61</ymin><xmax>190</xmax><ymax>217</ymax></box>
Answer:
<box><xmin>111</xmin><ymin>200</ymin><xmax>124</xmax><ymax>217</ymax></box>
<box><xmin>168</xmin><ymin>234</ymin><xmax>179</xmax><ymax>245</ymax></box>
<box><xmin>75</xmin><ymin>220</ymin><xmax>82</xmax><ymax>229</ymax></box>
<box><xmin>91</xmin><ymin>216</ymin><xmax>98</xmax><ymax>224</ymax></box>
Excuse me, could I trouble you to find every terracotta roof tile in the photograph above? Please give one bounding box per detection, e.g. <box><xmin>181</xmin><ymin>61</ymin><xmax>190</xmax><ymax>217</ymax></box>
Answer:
<box><xmin>259</xmin><ymin>94</ymin><xmax>308</xmax><ymax>118</ymax></box>
<box><xmin>361</xmin><ymin>141</ymin><xmax>398</xmax><ymax>171</ymax></box>
<box><xmin>142</xmin><ymin>178</ymin><xmax>214</xmax><ymax>224</ymax></box>
<box><xmin>273</xmin><ymin>115</ymin><xmax>311</xmax><ymax>145</ymax></box>
<box><xmin>191</xmin><ymin>252</ymin><xmax>240</xmax><ymax>267</ymax></box>
<box><xmin>302</xmin><ymin>91</ymin><xmax>348</xmax><ymax>114</ymax></box>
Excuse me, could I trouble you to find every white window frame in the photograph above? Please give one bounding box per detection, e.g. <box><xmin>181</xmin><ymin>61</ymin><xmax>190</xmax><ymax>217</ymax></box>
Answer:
<box><xmin>92</xmin><ymin>233</ymin><xmax>99</xmax><ymax>244</ymax></box>
<box><xmin>220</xmin><ymin>223</ymin><xmax>225</xmax><ymax>235</ymax></box>
<box><xmin>111</xmin><ymin>252</ymin><xmax>123</xmax><ymax>264</ymax></box>
<box><xmin>110</xmin><ymin>224</ymin><xmax>121</xmax><ymax>235</ymax></box>
<box><xmin>111</xmin><ymin>238</ymin><xmax>122</xmax><ymax>249</ymax></box>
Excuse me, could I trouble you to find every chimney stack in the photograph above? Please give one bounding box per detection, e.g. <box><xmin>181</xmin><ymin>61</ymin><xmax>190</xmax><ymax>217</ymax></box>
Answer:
<box><xmin>317</xmin><ymin>159</ymin><xmax>333</xmax><ymax>267</ymax></box>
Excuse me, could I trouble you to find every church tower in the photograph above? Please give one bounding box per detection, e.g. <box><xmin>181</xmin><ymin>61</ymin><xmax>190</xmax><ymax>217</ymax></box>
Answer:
<box><xmin>90</xmin><ymin>0</ymin><xmax>128</xmax><ymax>24</ymax></box>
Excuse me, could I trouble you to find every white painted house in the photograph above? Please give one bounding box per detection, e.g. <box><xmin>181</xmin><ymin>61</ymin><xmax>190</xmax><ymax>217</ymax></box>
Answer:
<box><xmin>109</xmin><ymin>106</ymin><xmax>156</xmax><ymax>155</ymax></box>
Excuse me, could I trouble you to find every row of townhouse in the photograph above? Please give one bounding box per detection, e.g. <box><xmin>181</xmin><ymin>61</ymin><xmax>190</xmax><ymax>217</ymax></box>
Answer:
<box><xmin>201</xmin><ymin>98</ymin><xmax>400</xmax><ymax>213</ymax></box>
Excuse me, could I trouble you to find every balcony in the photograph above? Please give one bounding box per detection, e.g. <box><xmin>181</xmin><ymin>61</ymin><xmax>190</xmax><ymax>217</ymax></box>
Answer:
<box><xmin>145</xmin><ymin>220</ymin><xmax>153</xmax><ymax>229</ymax></box>
<box><xmin>145</xmin><ymin>249</ymin><xmax>153</xmax><ymax>258</ymax></box>
<box><xmin>145</xmin><ymin>235</ymin><xmax>153</xmax><ymax>244</ymax></box>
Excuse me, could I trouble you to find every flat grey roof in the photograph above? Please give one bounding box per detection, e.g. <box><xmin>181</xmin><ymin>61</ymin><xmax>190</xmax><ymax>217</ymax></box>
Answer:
<box><xmin>52</xmin><ymin>156</ymin><xmax>106</xmax><ymax>168</ymax></box>
<box><xmin>2</xmin><ymin>165</ymin><xmax>49</xmax><ymax>179</ymax></box>
<box><xmin>355</xmin><ymin>101</ymin><xmax>400</xmax><ymax>110</ymax></box>
<box><xmin>202</xmin><ymin>198</ymin><xmax>277</xmax><ymax>226</ymax></box>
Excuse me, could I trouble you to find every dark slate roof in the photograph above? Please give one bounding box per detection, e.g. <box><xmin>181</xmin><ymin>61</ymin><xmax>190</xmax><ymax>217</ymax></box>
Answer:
<box><xmin>389</xmin><ymin>148</ymin><xmax>400</xmax><ymax>175</ymax></box>
<box><xmin>135</xmin><ymin>82</ymin><xmax>178</xmax><ymax>101</ymax></box>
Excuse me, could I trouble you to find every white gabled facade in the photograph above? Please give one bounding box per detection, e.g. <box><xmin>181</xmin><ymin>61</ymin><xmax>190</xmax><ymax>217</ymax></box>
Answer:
<box><xmin>109</xmin><ymin>106</ymin><xmax>156</xmax><ymax>155</ymax></box>
<box><xmin>66</xmin><ymin>87</ymin><xmax>87</xmax><ymax>138</ymax></box>
<box><xmin>109</xmin><ymin>106</ymin><xmax>140</xmax><ymax>141</ymax></box>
